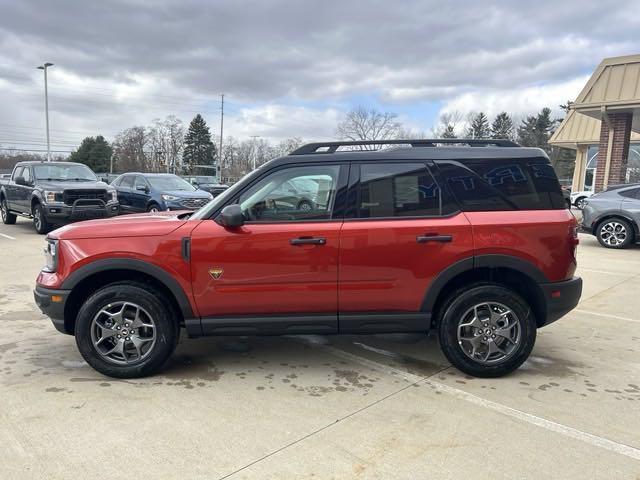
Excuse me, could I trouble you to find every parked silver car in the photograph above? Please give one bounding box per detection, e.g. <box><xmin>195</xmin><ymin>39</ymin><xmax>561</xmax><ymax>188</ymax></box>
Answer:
<box><xmin>581</xmin><ymin>183</ymin><xmax>640</xmax><ymax>248</ymax></box>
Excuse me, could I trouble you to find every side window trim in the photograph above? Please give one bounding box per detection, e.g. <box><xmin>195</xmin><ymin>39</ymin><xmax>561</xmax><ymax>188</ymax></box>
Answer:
<box><xmin>221</xmin><ymin>162</ymin><xmax>350</xmax><ymax>224</ymax></box>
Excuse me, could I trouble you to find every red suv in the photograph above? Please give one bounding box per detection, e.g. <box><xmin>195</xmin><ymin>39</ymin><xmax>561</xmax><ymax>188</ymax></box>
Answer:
<box><xmin>34</xmin><ymin>139</ymin><xmax>582</xmax><ymax>379</ymax></box>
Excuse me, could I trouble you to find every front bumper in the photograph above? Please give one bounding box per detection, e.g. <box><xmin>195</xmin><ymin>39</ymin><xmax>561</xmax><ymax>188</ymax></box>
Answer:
<box><xmin>44</xmin><ymin>201</ymin><xmax>120</xmax><ymax>222</ymax></box>
<box><xmin>34</xmin><ymin>285</ymin><xmax>71</xmax><ymax>335</ymax></box>
<box><xmin>540</xmin><ymin>277</ymin><xmax>583</xmax><ymax>326</ymax></box>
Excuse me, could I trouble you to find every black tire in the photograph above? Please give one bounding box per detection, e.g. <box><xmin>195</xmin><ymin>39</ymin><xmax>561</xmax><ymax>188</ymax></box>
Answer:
<box><xmin>575</xmin><ymin>197</ymin><xmax>587</xmax><ymax>210</ymax></box>
<box><xmin>75</xmin><ymin>283</ymin><xmax>179</xmax><ymax>378</ymax></box>
<box><xmin>437</xmin><ymin>283</ymin><xmax>537</xmax><ymax>378</ymax></box>
<box><xmin>565</xmin><ymin>198</ymin><xmax>571</xmax><ymax>209</ymax></box>
<box><xmin>596</xmin><ymin>218</ymin><xmax>633</xmax><ymax>249</ymax></box>
<box><xmin>297</xmin><ymin>200</ymin><xmax>314</xmax><ymax>211</ymax></box>
<box><xmin>32</xmin><ymin>202</ymin><xmax>52</xmax><ymax>234</ymax></box>
<box><xmin>147</xmin><ymin>203</ymin><xmax>161</xmax><ymax>213</ymax></box>
<box><xmin>1</xmin><ymin>197</ymin><xmax>17</xmax><ymax>224</ymax></box>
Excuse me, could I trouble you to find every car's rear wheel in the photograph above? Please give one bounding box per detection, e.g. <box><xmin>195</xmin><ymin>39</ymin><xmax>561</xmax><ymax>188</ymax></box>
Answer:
<box><xmin>438</xmin><ymin>284</ymin><xmax>537</xmax><ymax>378</ymax></box>
<box><xmin>32</xmin><ymin>203</ymin><xmax>51</xmax><ymax>234</ymax></box>
<box><xmin>596</xmin><ymin>218</ymin><xmax>633</xmax><ymax>249</ymax></box>
<box><xmin>75</xmin><ymin>283</ymin><xmax>179</xmax><ymax>378</ymax></box>
<box><xmin>1</xmin><ymin>198</ymin><xmax>17</xmax><ymax>224</ymax></box>
<box><xmin>575</xmin><ymin>197</ymin><xmax>588</xmax><ymax>209</ymax></box>
<box><xmin>147</xmin><ymin>203</ymin><xmax>160</xmax><ymax>213</ymax></box>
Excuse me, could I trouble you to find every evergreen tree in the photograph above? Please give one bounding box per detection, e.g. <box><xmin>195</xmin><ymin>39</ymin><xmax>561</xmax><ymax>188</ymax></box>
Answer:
<box><xmin>465</xmin><ymin>112</ymin><xmax>491</xmax><ymax>139</ymax></box>
<box><xmin>517</xmin><ymin>107</ymin><xmax>556</xmax><ymax>153</ymax></box>
<box><xmin>182</xmin><ymin>114</ymin><xmax>217</xmax><ymax>174</ymax></box>
<box><xmin>69</xmin><ymin>135</ymin><xmax>113</xmax><ymax>172</ymax></box>
<box><xmin>441</xmin><ymin>124</ymin><xmax>457</xmax><ymax>138</ymax></box>
<box><xmin>490</xmin><ymin>112</ymin><xmax>515</xmax><ymax>140</ymax></box>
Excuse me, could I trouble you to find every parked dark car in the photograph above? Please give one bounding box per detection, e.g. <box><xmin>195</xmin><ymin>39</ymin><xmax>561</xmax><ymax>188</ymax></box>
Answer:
<box><xmin>183</xmin><ymin>175</ymin><xmax>229</xmax><ymax>197</ymax></box>
<box><xmin>0</xmin><ymin>161</ymin><xmax>119</xmax><ymax>234</ymax></box>
<box><xmin>112</xmin><ymin>173</ymin><xmax>213</xmax><ymax>213</ymax></box>
<box><xmin>580</xmin><ymin>183</ymin><xmax>640</xmax><ymax>248</ymax></box>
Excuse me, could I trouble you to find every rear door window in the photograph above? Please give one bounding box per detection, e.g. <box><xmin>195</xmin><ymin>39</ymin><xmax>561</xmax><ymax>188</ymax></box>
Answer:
<box><xmin>435</xmin><ymin>158</ymin><xmax>564</xmax><ymax>211</ymax></box>
<box><xmin>355</xmin><ymin>163</ymin><xmax>446</xmax><ymax>218</ymax></box>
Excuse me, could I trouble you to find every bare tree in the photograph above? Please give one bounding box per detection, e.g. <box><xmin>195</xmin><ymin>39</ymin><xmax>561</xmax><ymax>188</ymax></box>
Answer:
<box><xmin>148</xmin><ymin>116</ymin><xmax>185</xmax><ymax>173</ymax></box>
<box><xmin>336</xmin><ymin>106</ymin><xmax>402</xmax><ymax>148</ymax></box>
<box><xmin>112</xmin><ymin>126</ymin><xmax>148</xmax><ymax>173</ymax></box>
<box><xmin>432</xmin><ymin>111</ymin><xmax>463</xmax><ymax>138</ymax></box>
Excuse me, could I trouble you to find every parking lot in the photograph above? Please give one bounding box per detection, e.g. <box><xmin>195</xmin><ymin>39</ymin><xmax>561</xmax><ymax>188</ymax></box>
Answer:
<box><xmin>1</xmin><ymin>215</ymin><xmax>639</xmax><ymax>479</ymax></box>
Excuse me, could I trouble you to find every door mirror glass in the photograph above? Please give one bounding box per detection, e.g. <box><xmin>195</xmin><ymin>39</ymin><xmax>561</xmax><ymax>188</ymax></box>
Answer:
<box><xmin>136</xmin><ymin>185</ymin><xmax>149</xmax><ymax>192</ymax></box>
<box><xmin>218</xmin><ymin>204</ymin><xmax>244</xmax><ymax>228</ymax></box>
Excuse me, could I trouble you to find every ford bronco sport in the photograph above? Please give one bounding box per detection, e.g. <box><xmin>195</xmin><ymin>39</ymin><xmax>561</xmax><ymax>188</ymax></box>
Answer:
<box><xmin>34</xmin><ymin>139</ymin><xmax>582</xmax><ymax>379</ymax></box>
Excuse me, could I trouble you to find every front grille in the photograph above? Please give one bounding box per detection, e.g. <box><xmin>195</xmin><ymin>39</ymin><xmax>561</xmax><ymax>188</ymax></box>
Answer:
<box><xmin>180</xmin><ymin>198</ymin><xmax>209</xmax><ymax>209</ymax></box>
<box><xmin>63</xmin><ymin>189</ymin><xmax>108</xmax><ymax>206</ymax></box>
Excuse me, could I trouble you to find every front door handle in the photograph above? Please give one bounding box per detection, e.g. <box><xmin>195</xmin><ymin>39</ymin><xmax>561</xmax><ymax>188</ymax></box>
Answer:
<box><xmin>416</xmin><ymin>234</ymin><xmax>453</xmax><ymax>243</ymax></box>
<box><xmin>290</xmin><ymin>236</ymin><xmax>326</xmax><ymax>246</ymax></box>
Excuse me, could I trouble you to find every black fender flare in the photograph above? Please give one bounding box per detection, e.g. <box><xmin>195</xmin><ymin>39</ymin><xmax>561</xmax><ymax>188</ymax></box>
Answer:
<box><xmin>421</xmin><ymin>254</ymin><xmax>548</xmax><ymax>313</ymax></box>
<box><xmin>61</xmin><ymin>258</ymin><xmax>194</xmax><ymax>318</ymax></box>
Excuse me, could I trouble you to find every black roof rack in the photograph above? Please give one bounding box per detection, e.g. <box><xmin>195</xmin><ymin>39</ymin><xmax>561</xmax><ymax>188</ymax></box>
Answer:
<box><xmin>290</xmin><ymin>139</ymin><xmax>519</xmax><ymax>155</ymax></box>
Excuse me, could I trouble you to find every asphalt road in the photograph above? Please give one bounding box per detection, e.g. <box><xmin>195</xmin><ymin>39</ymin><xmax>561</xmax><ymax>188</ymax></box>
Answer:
<box><xmin>1</xmin><ymin>215</ymin><xmax>639</xmax><ymax>479</ymax></box>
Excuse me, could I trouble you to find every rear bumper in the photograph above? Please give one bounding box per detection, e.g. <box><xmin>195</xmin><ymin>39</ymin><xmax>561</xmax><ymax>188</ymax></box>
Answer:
<box><xmin>33</xmin><ymin>285</ymin><xmax>71</xmax><ymax>335</ymax></box>
<box><xmin>539</xmin><ymin>277</ymin><xmax>582</xmax><ymax>326</ymax></box>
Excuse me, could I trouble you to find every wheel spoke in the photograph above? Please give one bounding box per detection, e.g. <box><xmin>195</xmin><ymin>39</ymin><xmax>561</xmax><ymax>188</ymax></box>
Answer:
<box><xmin>103</xmin><ymin>339</ymin><xmax>125</xmax><ymax>357</ymax></box>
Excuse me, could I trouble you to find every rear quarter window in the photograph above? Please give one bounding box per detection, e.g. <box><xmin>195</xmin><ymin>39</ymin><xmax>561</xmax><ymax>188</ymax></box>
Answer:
<box><xmin>435</xmin><ymin>158</ymin><xmax>564</xmax><ymax>211</ymax></box>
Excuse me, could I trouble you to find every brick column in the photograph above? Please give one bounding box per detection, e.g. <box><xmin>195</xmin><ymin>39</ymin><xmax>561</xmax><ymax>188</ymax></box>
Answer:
<box><xmin>594</xmin><ymin>112</ymin><xmax>633</xmax><ymax>191</ymax></box>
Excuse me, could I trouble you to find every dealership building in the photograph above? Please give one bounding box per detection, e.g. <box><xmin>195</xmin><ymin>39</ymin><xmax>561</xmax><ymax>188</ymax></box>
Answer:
<box><xmin>549</xmin><ymin>54</ymin><xmax>640</xmax><ymax>192</ymax></box>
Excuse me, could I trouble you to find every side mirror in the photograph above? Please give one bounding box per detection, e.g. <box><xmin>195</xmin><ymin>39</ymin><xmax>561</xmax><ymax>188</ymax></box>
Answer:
<box><xmin>136</xmin><ymin>185</ymin><xmax>149</xmax><ymax>193</ymax></box>
<box><xmin>15</xmin><ymin>176</ymin><xmax>26</xmax><ymax>186</ymax></box>
<box><xmin>218</xmin><ymin>204</ymin><xmax>244</xmax><ymax>228</ymax></box>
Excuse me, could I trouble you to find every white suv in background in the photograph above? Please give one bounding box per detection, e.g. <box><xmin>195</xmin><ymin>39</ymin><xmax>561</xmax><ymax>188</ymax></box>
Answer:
<box><xmin>570</xmin><ymin>190</ymin><xmax>594</xmax><ymax>209</ymax></box>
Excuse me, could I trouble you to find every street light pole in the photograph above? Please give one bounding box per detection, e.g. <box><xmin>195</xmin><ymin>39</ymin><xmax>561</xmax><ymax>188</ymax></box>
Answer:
<box><xmin>250</xmin><ymin>135</ymin><xmax>261</xmax><ymax>171</ymax></box>
<box><xmin>37</xmin><ymin>62</ymin><xmax>54</xmax><ymax>161</ymax></box>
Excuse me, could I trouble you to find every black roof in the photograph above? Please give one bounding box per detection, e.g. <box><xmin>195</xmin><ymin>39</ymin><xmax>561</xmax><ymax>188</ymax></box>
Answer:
<box><xmin>268</xmin><ymin>139</ymin><xmax>547</xmax><ymax>168</ymax></box>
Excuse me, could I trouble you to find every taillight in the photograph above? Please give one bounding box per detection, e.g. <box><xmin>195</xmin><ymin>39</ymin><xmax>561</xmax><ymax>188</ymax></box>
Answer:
<box><xmin>569</xmin><ymin>224</ymin><xmax>579</xmax><ymax>259</ymax></box>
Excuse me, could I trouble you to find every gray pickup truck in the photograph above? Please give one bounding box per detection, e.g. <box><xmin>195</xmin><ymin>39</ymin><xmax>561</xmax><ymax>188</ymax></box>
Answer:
<box><xmin>0</xmin><ymin>161</ymin><xmax>119</xmax><ymax>234</ymax></box>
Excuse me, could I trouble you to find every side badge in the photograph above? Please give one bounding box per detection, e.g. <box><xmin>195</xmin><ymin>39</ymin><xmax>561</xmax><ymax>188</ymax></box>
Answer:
<box><xmin>208</xmin><ymin>267</ymin><xmax>224</xmax><ymax>280</ymax></box>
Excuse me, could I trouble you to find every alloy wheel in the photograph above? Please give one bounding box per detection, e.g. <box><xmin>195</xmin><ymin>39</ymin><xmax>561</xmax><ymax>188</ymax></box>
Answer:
<box><xmin>576</xmin><ymin>198</ymin><xmax>587</xmax><ymax>209</ymax></box>
<box><xmin>456</xmin><ymin>302</ymin><xmax>521</xmax><ymax>365</ymax></box>
<box><xmin>90</xmin><ymin>301</ymin><xmax>157</xmax><ymax>365</ymax></box>
<box><xmin>599</xmin><ymin>221</ymin><xmax>627</xmax><ymax>247</ymax></box>
<box><xmin>1</xmin><ymin>200</ymin><xmax>6</xmax><ymax>222</ymax></box>
<box><xmin>33</xmin><ymin>206</ymin><xmax>41</xmax><ymax>230</ymax></box>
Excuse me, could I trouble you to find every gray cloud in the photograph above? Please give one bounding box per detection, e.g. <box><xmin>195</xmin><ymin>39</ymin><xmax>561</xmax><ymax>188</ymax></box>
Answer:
<box><xmin>0</xmin><ymin>0</ymin><xmax>638</xmax><ymax>146</ymax></box>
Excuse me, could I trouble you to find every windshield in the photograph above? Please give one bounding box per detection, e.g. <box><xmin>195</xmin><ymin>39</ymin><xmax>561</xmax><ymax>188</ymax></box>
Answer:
<box><xmin>196</xmin><ymin>176</ymin><xmax>216</xmax><ymax>184</ymax></box>
<box><xmin>147</xmin><ymin>175</ymin><xmax>196</xmax><ymax>191</ymax></box>
<box><xmin>190</xmin><ymin>164</ymin><xmax>270</xmax><ymax>220</ymax></box>
<box><xmin>33</xmin><ymin>163</ymin><xmax>97</xmax><ymax>182</ymax></box>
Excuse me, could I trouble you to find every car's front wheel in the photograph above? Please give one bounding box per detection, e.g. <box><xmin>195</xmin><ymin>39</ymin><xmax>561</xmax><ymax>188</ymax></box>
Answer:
<box><xmin>596</xmin><ymin>218</ymin><xmax>633</xmax><ymax>249</ymax></box>
<box><xmin>32</xmin><ymin>203</ymin><xmax>51</xmax><ymax>234</ymax></box>
<box><xmin>75</xmin><ymin>283</ymin><xmax>179</xmax><ymax>378</ymax></box>
<box><xmin>438</xmin><ymin>284</ymin><xmax>537</xmax><ymax>378</ymax></box>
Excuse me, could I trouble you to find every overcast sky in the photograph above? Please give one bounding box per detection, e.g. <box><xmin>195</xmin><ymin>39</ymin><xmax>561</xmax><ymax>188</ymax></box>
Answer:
<box><xmin>0</xmin><ymin>0</ymin><xmax>638</xmax><ymax>153</ymax></box>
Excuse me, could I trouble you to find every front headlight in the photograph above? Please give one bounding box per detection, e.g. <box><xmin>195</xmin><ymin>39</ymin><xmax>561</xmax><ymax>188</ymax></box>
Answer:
<box><xmin>161</xmin><ymin>194</ymin><xmax>180</xmax><ymax>201</ymax></box>
<box><xmin>44</xmin><ymin>191</ymin><xmax>63</xmax><ymax>203</ymax></box>
<box><xmin>43</xmin><ymin>238</ymin><xmax>59</xmax><ymax>273</ymax></box>
<box><xmin>108</xmin><ymin>189</ymin><xmax>118</xmax><ymax>202</ymax></box>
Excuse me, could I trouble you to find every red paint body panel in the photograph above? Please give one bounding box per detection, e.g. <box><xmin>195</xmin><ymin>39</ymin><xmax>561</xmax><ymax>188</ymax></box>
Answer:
<box><xmin>466</xmin><ymin>209</ymin><xmax>577</xmax><ymax>282</ymax></box>
<box><xmin>338</xmin><ymin>213</ymin><xmax>474</xmax><ymax>312</ymax></box>
<box><xmin>37</xmin><ymin>217</ymin><xmax>201</xmax><ymax>316</ymax></box>
<box><xmin>190</xmin><ymin>220</ymin><xmax>341</xmax><ymax>316</ymax></box>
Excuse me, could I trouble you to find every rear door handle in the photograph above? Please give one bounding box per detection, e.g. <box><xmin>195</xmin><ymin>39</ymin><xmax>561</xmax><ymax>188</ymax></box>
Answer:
<box><xmin>290</xmin><ymin>237</ymin><xmax>326</xmax><ymax>246</ymax></box>
<box><xmin>416</xmin><ymin>234</ymin><xmax>453</xmax><ymax>243</ymax></box>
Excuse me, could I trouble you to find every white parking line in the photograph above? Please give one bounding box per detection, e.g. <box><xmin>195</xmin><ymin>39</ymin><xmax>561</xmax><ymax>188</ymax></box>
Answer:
<box><xmin>308</xmin><ymin>342</ymin><xmax>640</xmax><ymax>462</ymax></box>
<box><xmin>578</xmin><ymin>268</ymin><xmax>635</xmax><ymax>276</ymax></box>
<box><xmin>574</xmin><ymin>309</ymin><xmax>640</xmax><ymax>324</ymax></box>
<box><xmin>0</xmin><ymin>233</ymin><xmax>15</xmax><ymax>240</ymax></box>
